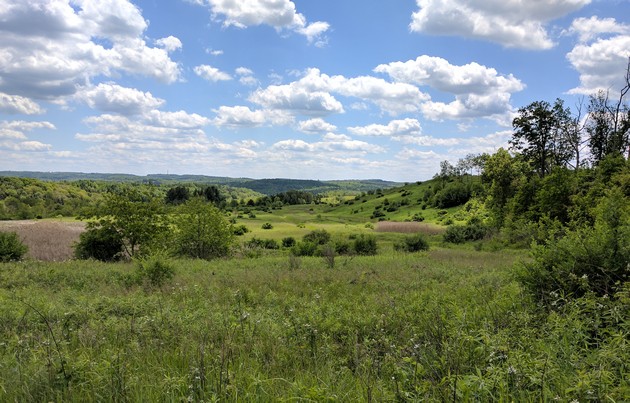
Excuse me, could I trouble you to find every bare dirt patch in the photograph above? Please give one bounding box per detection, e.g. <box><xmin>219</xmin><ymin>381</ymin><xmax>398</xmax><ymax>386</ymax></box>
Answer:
<box><xmin>375</xmin><ymin>221</ymin><xmax>445</xmax><ymax>236</ymax></box>
<box><xmin>0</xmin><ymin>220</ymin><xmax>85</xmax><ymax>261</ymax></box>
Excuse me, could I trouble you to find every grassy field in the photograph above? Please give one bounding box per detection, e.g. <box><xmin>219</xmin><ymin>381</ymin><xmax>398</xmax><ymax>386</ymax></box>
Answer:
<box><xmin>1</xmin><ymin>247</ymin><xmax>628</xmax><ymax>401</ymax></box>
<box><xmin>1</xmin><ymin>193</ymin><xmax>628</xmax><ymax>401</ymax></box>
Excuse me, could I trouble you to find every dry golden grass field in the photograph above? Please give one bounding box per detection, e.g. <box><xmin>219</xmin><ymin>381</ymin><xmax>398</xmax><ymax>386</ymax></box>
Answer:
<box><xmin>0</xmin><ymin>220</ymin><xmax>85</xmax><ymax>261</ymax></box>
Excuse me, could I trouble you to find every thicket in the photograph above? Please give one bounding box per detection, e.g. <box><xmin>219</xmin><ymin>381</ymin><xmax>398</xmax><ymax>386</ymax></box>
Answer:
<box><xmin>0</xmin><ymin>231</ymin><xmax>28</xmax><ymax>262</ymax></box>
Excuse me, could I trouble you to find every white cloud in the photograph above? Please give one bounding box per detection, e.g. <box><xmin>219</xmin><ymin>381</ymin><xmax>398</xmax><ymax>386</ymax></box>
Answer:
<box><xmin>212</xmin><ymin>105</ymin><xmax>293</xmax><ymax>127</ymax></box>
<box><xmin>194</xmin><ymin>65</ymin><xmax>233</xmax><ymax>82</ymax></box>
<box><xmin>348</xmin><ymin>118</ymin><xmax>421</xmax><ymax>137</ymax></box>
<box><xmin>565</xmin><ymin>17</ymin><xmax>630</xmax><ymax>95</ymax></box>
<box><xmin>298</xmin><ymin>118</ymin><xmax>337</xmax><ymax>134</ymax></box>
<box><xmin>193</xmin><ymin>0</ymin><xmax>330</xmax><ymax>44</ymax></box>
<box><xmin>0</xmin><ymin>92</ymin><xmax>44</xmax><ymax>115</ymax></box>
<box><xmin>235</xmin><ymin>67</ymin><xmax>258</xmax><ymax>86</ymax></box>
<box><xmin>155</xmin><ymin>36</ymin><xmax>183</xmax><ymax>52</ymax></box>
<box><xmin>249</xmin><ymin>78</ymin><xmax>345</xmax><ymax>116</ymax></box>
<box><xmin>376</xmin><ymin>56</ymin><xmax>524</xmax><ymax>122</ymax></box>
<box><xmin>271</xmin><ymin>136</ymin><xmax>384</xmax><ymax>154</ymax></box>
<box><xmin>0</xmin><ymin>120</ymin><xmax>55</xmax><ymax>151</ymax></box>
<box><xmin>0</xmin><ymin>0</ymin><xmax>181</xmax><ymax>101</ymax></box>
<box><xmin>249</xmin><ymin>68</ymin><xmax>428</xmax><ymax>116</ymax></box>
<box><xmin>410</xmin><ymin>0</ymin><xmax>590</xmax><ymax>49</ymax></box>
<box><xmin>76</xmin><ymin>83</ymin><xmax>165</xmax><ymax>115</ymax></box>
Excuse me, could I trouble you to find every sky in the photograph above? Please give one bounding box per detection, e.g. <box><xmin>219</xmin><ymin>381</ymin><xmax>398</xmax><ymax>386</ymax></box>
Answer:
<box><xmin>1</xmin><ymin>0</ymin><xmax>629</xmax><ymax>182</ymax></box>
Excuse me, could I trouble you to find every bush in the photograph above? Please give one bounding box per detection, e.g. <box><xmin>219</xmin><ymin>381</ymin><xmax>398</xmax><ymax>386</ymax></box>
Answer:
<box><xmin>443</xmin><ymin>223</ymin><xmax>489</xmax><ymax>244</ymax></box>
<box><xmin>174</xmin><ymin>198</ymin><xmax>234</xmax><ymax>260</ymax></box>
<box><xmin>353</xmin><ymin>234</ymin><xmax>378</xmax><ymax>255</ymax></box>
<box><xmin>394</xmin><ymin>233</ymin><xmax>430</xmax><ymax>253</ymax></box>
<box><xmin>281</xmin><ymin>237</ymin><xmax>296</xmax><ymax>248</ymax></box>
<box><xmin>303</xmin><ymin>229</ymin><xmax>331</xmax><ymax>245</ymax></box>
<box><xmin>519</xmin><ymin>189</ymin><xmax>630</xmax><ymax>304</ymax></box>
<box><xmin>135</xmin><ymin>253</ymin><xmax>175</xmax><ymax>288</ymax></box>
<box><xmin>0</xmin><ymin>231</ymin><xmax>28</xmax><ymax>262</ymax></box>
<box><xmin>233</xmin><ymin>225</ymin><xmax>249</xmax><ymax>236</ymax></box>
<box><xmin>261</xmin><ymin>222</ymin><xmax>273</xmax><ymax>230</ymax></box>
<box><xmin>74</xmin><ymin>225</ymin><xmax>124</xmax><ymax>262</ymax></box>
<box><xmin>291</xmin><ymin>241</ymin><xmax>318</xmax><ymax>257</ymax></box>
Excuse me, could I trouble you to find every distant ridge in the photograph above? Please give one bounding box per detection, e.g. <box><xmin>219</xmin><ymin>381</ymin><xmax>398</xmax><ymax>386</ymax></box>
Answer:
<box><xmin>0</xmin><ymin>171</ymin><xmax>402</xmax><ymax>195</ymax></box>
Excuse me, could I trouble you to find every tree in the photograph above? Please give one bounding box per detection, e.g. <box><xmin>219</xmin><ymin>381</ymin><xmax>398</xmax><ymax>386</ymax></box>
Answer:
<box><xmin>84</xmin><ymin>188</ymin><xmax>169</xmax><ymax>258</ymax></box>
<box><xmin>173</xmin><ymin>197</ymin><xmax>234</xmax><ymax>260</ymax></box>
<box><xmin>510</xmin><ymin>99</ymin><xmax>572</xmax><ymax>177</ymax></box>
<box><xmin>165</xmin><ymin>186</ymin><xmax>190</xmax><ymax>205</ymax></box>
<box><xmin>482</xmin><ymin>148</ymin><xmax>526</xmax><ymax>227</ymax></box>
<box><xmin>195</xmin><ymin>185</ymin><xmax>225</xmax><ymax>205</ymax></box>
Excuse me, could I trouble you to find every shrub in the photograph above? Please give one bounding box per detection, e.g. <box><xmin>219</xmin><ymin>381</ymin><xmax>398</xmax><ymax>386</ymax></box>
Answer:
<box><xmin>281</xmin><ymin>237</ymin><xmax>296</xmax><ymax>248</ymax></box>
<box><xmin>443</xmin><ymin>223</ymin><xmax>489</xmax><ymax>244</ymax></box>
<box><xmin>135</xmin><ymin>253</ymin><xmax>175</xmax><ymax>288</ymax></box>
<box><xmin>303</xmin><ymin>229</ymin><xmax>331</xmax><ymax>245</ymax></box>
<box><xmin>394</xmin><ymin>233</ymin><xmax>430</xmax><ymax>253</ymax></box>
<box><xmin>261</xmin><ymin>222</ymin><xmax>273</xmax><ymax>230</ymax></box>
<box><xmin>353</xmin><ymin>234</ymin><xmax>378</xmax><ymax>255</ymax></box>
<box><xmin>233</xmin><ymin>225</ymin><xmax>249</xmax><ymax>236</ymax></box>
<box><xmin>291</xmin><ymin>241</ymin><xmax>318</xmax><ymax>257</ymax></box>
<box><xmin>0</xmin><ymin>231</ymin><xmax>28</xmax><ymax>262</ymax></box>
<box><xmin>74</xmin><ymin>225</ymin><xmax>124</xmax><ymax>262</ymax></box>
<box><xmin>245</xmin><ymin>237</ymin><xmax>279</xmax><ymax>250</ymax></box>
<box><xmin>519</xmin><ymin>189</ymin><xmax>630</xmax><ymax>304</ymax></box>
<box><xmin>411</xmin><ymin>213</ymin><xmax>425</xmax><ymax>222</ymax></box>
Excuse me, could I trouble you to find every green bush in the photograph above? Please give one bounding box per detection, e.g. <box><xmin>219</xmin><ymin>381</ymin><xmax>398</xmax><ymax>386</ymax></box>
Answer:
<box><xmin>135</xmin><ymin>253</ymin><xmax>175</xmax><ymax>288</ymax></box>
<box><xmin>233</xmin><ymin>224</ymin><xmax>249</xmax><ymax>236</ymax></box>
<box><xmin>443</xmin><ymin>223</ymin><xmax>489</xmax><ymax>244</ymax></box>
<box><xmin>0</xmin><ymin>231</ymin><xmax>28</xmax><ymax>262</ymax></box>
<box><xmin>261</xmin><ymin>222</ymin><xmax>273</xmax><ymax>230</ymax></box>
<box><xmin>281</xmin><ymin>237</ymin><xmax>296</xmax><ymax>248</ymax></box>
<box><xmin>394</xmin><ymin>233</ymin><xmax>430</xmax><ymax>253</ymax></box>
<box><xmin>519</xmin><ymin>189</ymin><xmax>629</xmax><ymax>304</ymax></box>
<box><xmin>353</xmin><ymin>234</ymin><xmax>378</xmax><ymax>255</ymax></box>
<box><xmin>303</xmin><ymin>229</ymin><xmax>331</xmax><ymax>245</ymax></box>
<box><xmin>291</xmin><ymin>241</ymin><xmax>318</xmax><ymax>257</ymax></box>
<box><xmin>74</xmin><ymin>225</ymin><xmax>124</xmax><ymax>262</ymax></box>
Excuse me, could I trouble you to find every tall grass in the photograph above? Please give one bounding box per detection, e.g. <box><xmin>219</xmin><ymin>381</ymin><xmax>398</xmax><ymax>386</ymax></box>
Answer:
<box><xmin>1</xmin><ymin>249</ymin><xmax>626</xmax><ymax>401</ymax></box>
<box><xmin>0</xmin><ymin>220</ymin><xmax>84</xmax><ymax>261</ymax></box>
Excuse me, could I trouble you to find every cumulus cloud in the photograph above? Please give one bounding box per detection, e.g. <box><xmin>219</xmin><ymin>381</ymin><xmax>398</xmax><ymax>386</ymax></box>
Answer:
<box><xmin>235</xmin><ymin>67</ymin><xmax>259</xmax><ymax>86</ymax></box>
<box><xmin>0</xmin><ymin>0</ymin><xmax>181</xmax><ymax>102</ymax></box>
<box><xmin>409</xmin><ymin>0</ymin><xmax>590</xmax><ymax>49</ymax></box>
<box><xmin>249</xmin><ymin>68</ymin><xmax>428</xmax><ymax>116</ymax></box>
<box><xmin>375</xmin><ymin>56</ymin><xmax>524</xmax><ymax>122</ymax></box>
<box><xmin>298</xmin><ymin>118</ymin><xmax>337</xmax><ymax>134</ymax></box>
<box><xmin>566</xmin><ymin>17</ymin><xmax>630</xmax><ymax>95</ymax></box>
<box><xmin>271</xmin><ymin>136</ymin><xmax>384</xmax><ymax>154</ymax></box>
<box><xmin>194</xmin><ymin>65</ymin><xmax>233</xmax><ymax>82</ymax></box>
<box><xmin>348</xmin><ymin>118</ymin><xmax>422</xmax><ymax>137</ymax></box>
<box><xmin>0</xmin><ymin>120</ymin><xmax>55</xmax><ymax>151</ymax></box>
<box><xmin>75</xmin><ymin>83</ymin><xmax>165</xmax><ymax>115</ymax></box>
<box><xmin>155</xmin><ymin>36</ymin><xmax>183</xmax><ymax>52</ymax></box>
<box><xmin>191</xmin><ymin>0</ymin><xmax>330</xmax><ymax>44</ymax></box>
<box><xmin>0</xmin><ymin>93</ymin><xmax>44</xmax><ymax>115</ymax></box>
<box><xmin>212</xmin><ymin>106</ymin><xmax>293</xmax><ymax>127</ymax></box>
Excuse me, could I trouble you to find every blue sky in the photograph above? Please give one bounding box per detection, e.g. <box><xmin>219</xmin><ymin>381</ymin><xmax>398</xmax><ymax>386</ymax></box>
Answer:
<box><xmin>1</xmin><ymin>0</ymin><xmax>629</xmax><ymax>181</ymax></box>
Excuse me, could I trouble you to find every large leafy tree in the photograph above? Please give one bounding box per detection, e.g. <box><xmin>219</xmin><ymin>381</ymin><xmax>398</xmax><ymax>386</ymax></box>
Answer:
<box><xmin>173</xmin><ymin>197</ymin><xmax>234</xmax><ymax>260</ymax></box>
<box><xmin>83</xmin><ymin>188</ymin><xmax>169</xmax><ymax>258</ymax></box>
<box><xmin>510</xmin><ymin>99</ymin><xmax>573</xmax><ymax>177</ymax></box>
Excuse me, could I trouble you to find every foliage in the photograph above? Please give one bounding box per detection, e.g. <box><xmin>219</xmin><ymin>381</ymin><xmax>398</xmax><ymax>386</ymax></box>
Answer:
<box><xmin>173</xmin><ymin>198</ymin><xmax>234</xmax><ymax>260</ymax></box>
<box><xmin>519</xmin><ymin>188</ymin><xmax>630</xmax><ymax>304</ymax></box>
<box><xmin>261</xmin><ymin>222</ymin><xmax>273</xmax><ymax>229</ymax></box>
<box><xmin>433</xmin><ymin>181</ymin><xmax>474</xmax><ymax>208</ymax></box>
<box><xmin>302</xmin><ymin>229</ymin><xmax>331</xmax><ymax>245</ymax></box>
<box><xmin>352</xmin><ymin>234</ymin><xmax>378</xmax><ymax>255</ymax></box>
<box><xmin>82</xmin><ymin>188</ymin><xmax>170</xmax><ymax>258</ymax></box>
<box><xmin>165</xmin><ymin>186</ymin><xmax>190</xmax><ymax>205</ymax></box>
<box><xmin>233</xmin><ymin>224</ymin><xmax>249</xmax><ymax>236</ymax></box>
<box><xmin>74</xmin><ymin>225</ymin><xmax>123</xmax><ymax>262</ymax></box>
<box><xmin>443</xmin><ymin>222</ymin><xmax>490</xmax><ymax>244</ymax></box>
<box><xmin>291</xmin><ymin>241</ymin><xmax>318</xmax><ymax>257</ymax></box>
<box><xmin>0</xmin><ymin>231</ymin><xmax>28</xmax><ymax>262</ymax></box>
<box><xmin>394</xmin><ymin>233</ymin><xmax>430</xmax><ymax>252</ymax></box>
<box><xmin>281</xmin><ymin>236</ymin><xmax>296</xmax><ymax>248</ymax></box>
<box><xmin>134</xmin><ymin>252</ymin><xmax>175</xmax><ymax>288</ymax></box>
